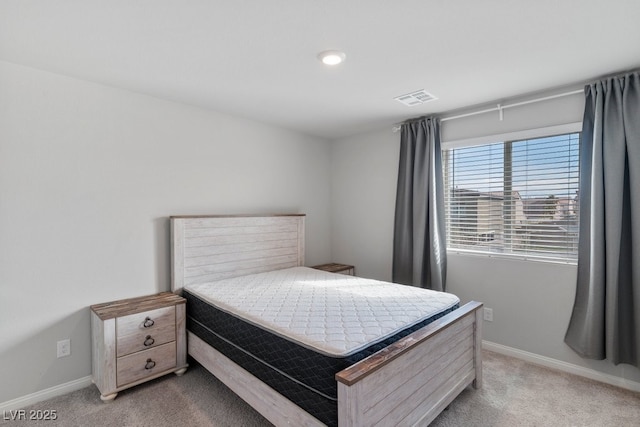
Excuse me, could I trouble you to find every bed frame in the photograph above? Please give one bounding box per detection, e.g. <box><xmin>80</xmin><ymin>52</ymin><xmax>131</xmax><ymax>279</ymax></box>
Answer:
<box><xmin>170</xmin><ymin>214</ymin><xmax>482</xmax><ymax>426</ymax></box>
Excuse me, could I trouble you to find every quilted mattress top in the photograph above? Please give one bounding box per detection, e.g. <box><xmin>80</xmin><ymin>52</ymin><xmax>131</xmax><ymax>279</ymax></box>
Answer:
<box><xmin>185</xmin><ymin>266</ymin><xmax>459</xmax><ymax>357</ymax></box>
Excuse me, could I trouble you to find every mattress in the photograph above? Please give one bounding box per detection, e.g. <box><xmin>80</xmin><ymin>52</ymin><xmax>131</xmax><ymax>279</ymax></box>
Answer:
<box><xmin>184</xmin><ymin>267</ymin><xmax>459</xmax><ymax>426</ymax></box>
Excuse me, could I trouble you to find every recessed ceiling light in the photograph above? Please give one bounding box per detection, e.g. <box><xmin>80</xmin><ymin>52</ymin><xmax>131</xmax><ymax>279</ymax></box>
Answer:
<box><xmin>317</xmin><ymin>50</ymin><xmax>346</xmax><ymax>66</ymax></box>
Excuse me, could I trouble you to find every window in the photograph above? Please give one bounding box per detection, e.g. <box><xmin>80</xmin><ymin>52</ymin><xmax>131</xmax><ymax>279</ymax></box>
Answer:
<box><xmin>443</xmin><ymin>132</ymin><xmax>580</xmax><ymax>262</ymax></box>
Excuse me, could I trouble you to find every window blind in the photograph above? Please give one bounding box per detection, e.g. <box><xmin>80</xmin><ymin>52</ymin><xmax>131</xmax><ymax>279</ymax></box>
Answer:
<box><xmin>443</xmin><ymin>132</ymin><xmax>580</xmax><ymax>262</ymax></box>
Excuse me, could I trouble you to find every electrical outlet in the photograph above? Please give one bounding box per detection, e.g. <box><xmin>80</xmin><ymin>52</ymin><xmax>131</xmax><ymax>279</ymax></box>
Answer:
<box><xmin>57</xmin><ymin>339</ymin><xmax>71</xmax><ymax>358</ymax></box>
<box><xmin>484</xmin><ymin>308</ymin><xmax>494</xmax><ymax>322</ymax></box>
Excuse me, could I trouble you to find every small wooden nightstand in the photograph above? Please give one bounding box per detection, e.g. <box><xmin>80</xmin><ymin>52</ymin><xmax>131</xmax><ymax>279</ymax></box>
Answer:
<box><xmin>90</xmin><ymin>292</ymin><xmax>188</xmax><ymax>401</ymax></box>
<box><xmin>312</xmin><ymin>263</ymin><xmax>355</xmax><ymax>276</ymax></box>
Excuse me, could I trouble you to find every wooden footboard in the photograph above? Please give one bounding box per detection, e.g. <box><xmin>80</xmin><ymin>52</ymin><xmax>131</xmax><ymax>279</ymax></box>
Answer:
<box><xmin>336</xmin><ymin>301</ymin><xmax>483</xmax><ymax>426</ymax></box>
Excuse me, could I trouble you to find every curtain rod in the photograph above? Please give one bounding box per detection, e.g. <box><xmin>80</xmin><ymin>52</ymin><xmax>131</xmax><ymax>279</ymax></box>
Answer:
<box><xmin>392</xmin><ymin>88</ymin><xmax>584</xmax><ymax>132</ymax></box>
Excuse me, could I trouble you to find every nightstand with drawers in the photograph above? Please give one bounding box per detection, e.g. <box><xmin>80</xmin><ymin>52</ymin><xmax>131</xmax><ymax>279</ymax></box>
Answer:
<box><xmin>90</xmin><ymin>292</ymin><xmax>188</xmax><ymax>401</ymax></box>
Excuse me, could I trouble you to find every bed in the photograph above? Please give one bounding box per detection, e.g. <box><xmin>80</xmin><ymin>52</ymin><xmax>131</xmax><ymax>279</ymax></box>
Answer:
<box><xmin>170</xmin><ymin>214</ymin><xmax>483</xmax><ymax>426</ymax></box>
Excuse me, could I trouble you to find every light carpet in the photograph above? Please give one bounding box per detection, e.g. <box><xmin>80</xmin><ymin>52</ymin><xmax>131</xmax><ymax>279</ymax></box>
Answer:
<box><xmin>2</xmin><ymin>351</ymin><xmax>639</xmax><ymax>426</ymax></box>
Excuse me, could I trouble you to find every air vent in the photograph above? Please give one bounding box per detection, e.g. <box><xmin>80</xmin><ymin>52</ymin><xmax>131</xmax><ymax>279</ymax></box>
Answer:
<box><xmin>394</xmin><ymin>90</ymin><xmax>438</xmax><ymax>106</ymax></box>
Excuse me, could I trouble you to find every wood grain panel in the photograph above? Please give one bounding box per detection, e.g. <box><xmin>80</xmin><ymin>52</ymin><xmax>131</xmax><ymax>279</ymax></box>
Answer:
<box><xmin>395</xmin><ymin>364</ymin><xmax>475</xmax><ymax>427</ymax></box>
<box><xmin>116</xmin><ymin>322</ymin><xmax>176</xmax><ymax>357</ymax></box>
<box><xmin>116</xmin><ymin>342</ymin><xmax>176</xmax><ymax>386</ymax></box>
<box><xmin>171</xmin><ymin>215</ymin><xmax>305</xmax><ymax>293</ymax></box>
<box><xmin>360</xmin><ymin>331</ymin><xmax>473</xmax><ymax>418</ymax></box>
<box><xmin>473</xmin><ymin>307</ymin><xmax>483</xmax><ymax>389</ymax></box>
<box><xmin>185</xmin><ymin>231</ymin><xmax>298</xmax><ymax>248</ymax></box>
<box><xmin>185</xmin><ymin>249</ymin><xmax>297</xmax><ymax>269</ymax></box>
<box><xmin>366</xmin><ymin>346</ymin><xmax>473</xmax><ymax>425</ymax></box>
<box><xmin>188</xmin><ymin>331</ymin><xmax>323</xmax><ymax>427</ymax></box>
<box><xmin>183</xmin><ymin>223</ymin><xmax>298</xmax><ymax>238</ymax></box>
<box><xmin>337</xmin><ymin>380</ymin><xmax>363</xmax><ymax>427</ymax></box>
<box><xmin>185</xmin><ymin>244</ymin><xmax>298</xmax><ymax>266</ymax></box>
<box><xmin>184</xmin><ymin>253</ymin><xmax>299</xmax><ymax>278</ymax></box>
<box><xmin>178</xmin><ymin>215</ymin><xmax>305</xmax><ymax>229</ymax></box>
<box><xmin>171</xmin><ymin>219</ymin><xmax>186</xmax><ymax>293</ymax></box>
<box><xmin>91</xmin><ymin>292</ymin><xmax>184</xmax><ymax>320</ymax></box>
<box><xmin>116</xmin><ymin>305</ymin><xmax>174</xmax><ymax>340</ymax></box>
<box><xmin>184</xmin><ymin>261</ymin><xmax>300</xmax><ymax>286</ymax></box>
<box><xmin>91</xmin><ymin>313</ymin><xmax>117</xmax><ymax>395</ymax></box>
<box><xmin>175</xmin><ymin>303</ymin><xmax>187</xmax><ymax>368</ymax></box>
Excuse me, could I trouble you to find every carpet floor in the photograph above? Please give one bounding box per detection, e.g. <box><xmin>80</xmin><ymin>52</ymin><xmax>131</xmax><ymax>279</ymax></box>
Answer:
<box><xmin>2</xmin><ymin>350</ymin><xmax>639</xmax><ymax>426</ymax></box>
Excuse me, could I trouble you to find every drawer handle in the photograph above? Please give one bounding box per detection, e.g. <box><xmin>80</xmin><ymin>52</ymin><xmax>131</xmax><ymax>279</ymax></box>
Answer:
<box><xmin>143</xmin><ymin>335</ymin><xmax>155</xmax><ymax>347</ymax></box>
<box><xmin>145</xmin><ymin>359</ymin><xmax>156</xmax><ymax>370</ymax></box>
<box><xmin>143</xmin><ymin>317</ymin><xmax>155</xmax><ymax>328</ymax></box>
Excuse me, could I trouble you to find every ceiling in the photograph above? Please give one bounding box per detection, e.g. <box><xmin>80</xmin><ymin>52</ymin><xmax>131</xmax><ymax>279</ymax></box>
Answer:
<box><xmin>1</xmin><ymin>1</ymin><xmax>639</xmax><ymax>140</ymax></box>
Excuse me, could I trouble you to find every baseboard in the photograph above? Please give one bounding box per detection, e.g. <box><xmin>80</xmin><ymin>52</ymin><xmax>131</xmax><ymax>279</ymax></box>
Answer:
<box><xmin>0</xmin><ymin>376</ymin><xmax>93</xmax><ymax>413</ymax></box>
<box><xmin>483</xmin><ymin>340</ymin><xmax>640</xmax><ymax>393</ymax></box>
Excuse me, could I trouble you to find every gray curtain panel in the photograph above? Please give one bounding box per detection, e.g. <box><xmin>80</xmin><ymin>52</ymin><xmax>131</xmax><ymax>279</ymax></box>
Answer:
<box><xmin>565</xmin><ymin>72</ymin><xmax>640</xmax><ymax>368</ymax></box>
<box><xmin>392</xmin><ymin>118</ymin><xmax>447</xmax><ymax>292</ymax></box>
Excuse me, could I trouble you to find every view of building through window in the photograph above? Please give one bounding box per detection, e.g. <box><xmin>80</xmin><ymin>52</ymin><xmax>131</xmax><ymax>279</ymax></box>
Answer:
<box><xmin>443</xmin><ymin>132</ymin><xmax>580</xmax><ymax>261</ymax></box>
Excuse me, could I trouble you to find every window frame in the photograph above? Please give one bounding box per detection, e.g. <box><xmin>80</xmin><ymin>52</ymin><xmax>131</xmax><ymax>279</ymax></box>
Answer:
<box><xmin>441</xmin><ymin>122</ymin><xmax>582</xmax><ymax>265</ymax></box>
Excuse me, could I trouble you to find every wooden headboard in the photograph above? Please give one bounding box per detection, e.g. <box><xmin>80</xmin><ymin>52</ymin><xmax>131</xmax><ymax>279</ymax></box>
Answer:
<box><xmin>170</xmin><ymin>214</ymin><xmax>305</xmax><ymax>294</ymax></box>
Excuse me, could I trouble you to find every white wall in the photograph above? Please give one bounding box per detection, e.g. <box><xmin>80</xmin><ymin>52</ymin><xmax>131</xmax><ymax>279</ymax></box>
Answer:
<box><xmin>330</xmin><ymin>127</ymin><xmax>400</xmax><ymax>281</ymax></box>
<box><xmin>0</xmin><ymin>61</ymin><xmax>332</xmax><ymax>403</ymax></box>
<box><xmin>330</xmin><ymin>91</ymin><xmax>640</xmax><ymax>385</ymax></box>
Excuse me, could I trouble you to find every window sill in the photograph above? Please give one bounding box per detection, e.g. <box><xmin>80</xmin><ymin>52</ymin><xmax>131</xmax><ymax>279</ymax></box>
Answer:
<box><xmin>446</xmin><ymin>248</ymin><xmax>578</xmax><ymax>266</ymax></box>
